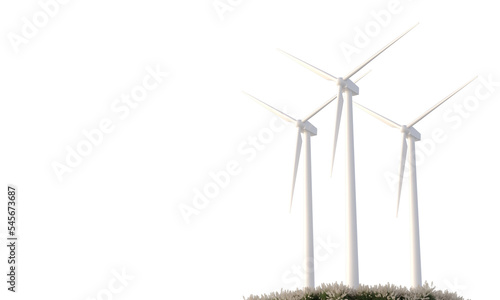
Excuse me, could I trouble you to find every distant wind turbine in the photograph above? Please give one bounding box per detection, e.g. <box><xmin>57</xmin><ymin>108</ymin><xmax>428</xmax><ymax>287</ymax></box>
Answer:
<box><xmin>278</xmin><ymin>23</ymin><xmax>419</xmax><ymax>287</ymax></box>
<box><xmin>242</xmin><ymin>91</ymin><xmax>320</xmax><ymax>289</ymax></box>
<box><xmin>354</xmin><ymin>76</ymin><xmax>477</xmax><ymax>287</ymax></box>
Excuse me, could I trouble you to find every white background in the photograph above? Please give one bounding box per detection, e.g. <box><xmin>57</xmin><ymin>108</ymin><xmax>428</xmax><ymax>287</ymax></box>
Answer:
<box><xmin>1</xmin><ymin>0</ymin><xmax>499</xmax><ymax>299</ymax></box>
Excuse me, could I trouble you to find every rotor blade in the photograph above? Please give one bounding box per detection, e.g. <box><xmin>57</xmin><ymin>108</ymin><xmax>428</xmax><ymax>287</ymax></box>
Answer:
<box><xmin>278</xmin><ymin>49</ymin><xmax>337</xmax><ymax>81</ymax></box>
<box><xmin>353</xmin><ymin>102</ymin><xmax>401</xmax><ymax>129</ymax></box>
<box><xmin>303</xmin><ymin>94</ymin><xmax>338</xmax><ymax>123</ymax></box>
<box><xmin>354</xmin><ymin>69</ymin><xmax>372</xmax><ymax>83</ymax></box>
<box><xmin>396</xmin><ymin>133</ymin><xmax>408</xmax><ymax>218</ymax></box>
<box><xmin>344</xmin><ymin>23</ymin><xmax>419</xmax><ymax>80</ymax></box>
<box><xmin>290</xmin><ymin>128</ymin><xmax>302</xmax><ymax>212</ymax></box>
<box><xmin>330</xmin><ymin>85</ymin><xmax>344</xmax><ymax>175</ymax></box>
<box><xmin>407</xmin><ymin>76</ymin><xmax>478</xmax><ymax>128</ymax></box>
<box><xmin>242</xmin><ymin>91</ymin><xmax>296</xmax><ymax>123</ymax></box>
<box><xmin>302</xmin><ymin>70</ymin><xmax>371</xmax><ymax>123</ymax></box>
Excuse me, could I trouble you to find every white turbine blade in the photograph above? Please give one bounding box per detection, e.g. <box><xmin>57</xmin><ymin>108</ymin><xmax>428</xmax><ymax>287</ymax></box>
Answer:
<box><xmin>290</xmin><ymin>128</ymin><xmax>302</xmax><ymax>212</ymax></box>
<box><xmin>330</xmin><ymin>85</ymin><xmax>344</xmax><ymax>175</ymax></box>
<box><xmin>396</xmin><ymin>133</ymin><xmax>408</xmax><ymax>218</ymax></box>
<box><xmin>302</xmin><ymin>70</ymin><xmax>371</xmax><ymax>123</ymax></box>
<box><xmin>303</xmin><ymin>94</ymin><xmax>338</xmax><ymax>123</ymax></box>
<box><xmin>354</xmin><ymin>69</ymin><xmax>372</xmax><ymax>83</ymax></box>
<box><xmin>242</xmin><ymin>91</ymin><xmax>296</xmax><ymax>123</ymax></box>
<box><xmin>344</xmin><ymin>23</ymin><xmax>419</xmax><ymax>80</ymax></box>
<box><xmin>353</xmin><ymin>102</ymin><xmax>401</xmax><ymax>129</ymax></box>
<box><xmin>278</xmin><ymin>49</ymin><xmax>337</xmax><ymax>81</ymax></box>
<box><xmin>407</xmin><ymin>76</ymin><xmax>478</xmax><ymax>128</ymax></box>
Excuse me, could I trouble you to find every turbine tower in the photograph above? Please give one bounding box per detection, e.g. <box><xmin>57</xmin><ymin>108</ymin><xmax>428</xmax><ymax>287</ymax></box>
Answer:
<box><xmin>279</xmin><ymin>24</ymin><xmax>418</xmax><ymax>287</ymax></box>
<box><xmin>354</xmin><ymin>76</ymin><xmax>477</xmax><ymax>287</ymax></box>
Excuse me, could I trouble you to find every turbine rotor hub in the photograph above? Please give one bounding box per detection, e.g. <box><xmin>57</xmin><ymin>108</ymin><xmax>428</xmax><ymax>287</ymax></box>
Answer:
<box><xmin>296</xmin><ymin>119</ymin><xmax>303</xmax><ymax>129</ymax></box>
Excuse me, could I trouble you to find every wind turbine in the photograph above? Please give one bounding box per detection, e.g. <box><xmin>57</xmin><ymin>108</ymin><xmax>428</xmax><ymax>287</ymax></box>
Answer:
<box><xmin>353</xmin><ymin>76</ymin><xmax>477</xmax><ymax>287</ymax></box>
<box><xmin>278</xmin><ymin>24</ymin><xmax>418</xmax><ymax>287</ymax></box>
<box><xmin>242</xmin><ymin>91</ymin><xmax>322</xmax><ymax>289</ymax></box>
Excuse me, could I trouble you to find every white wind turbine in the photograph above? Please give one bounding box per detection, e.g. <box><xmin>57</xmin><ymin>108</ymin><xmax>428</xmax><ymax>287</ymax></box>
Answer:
<box><xmin>242</xmin><ymin>91</ymin><xmax>320</xmax><ymax>289</ymax></box>
<box><xmin>278</xmin><ymin>24</ymin><xmax>418</xmax><ymax>287</ymax></box>
<box><xmin>354</xmin><ymin>76</ymin><xmax>477</xmax><ymax>287</ymax></box>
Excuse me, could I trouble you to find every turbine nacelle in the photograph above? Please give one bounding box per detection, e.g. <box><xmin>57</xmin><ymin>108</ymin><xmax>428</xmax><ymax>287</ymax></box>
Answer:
<box><xmin>401</xmin><ymin>125</ymin><xmax>421</xmax><ymax>141</ymax></box>
<box><xmin>337</xmin><ymin>77</ymin><xmax>359</xmax><ymax>96</ymax></box>
<box><xmin>297</xmin><ymin>119</ymin><xmax>318</xmax><ymax>136</ymax></box>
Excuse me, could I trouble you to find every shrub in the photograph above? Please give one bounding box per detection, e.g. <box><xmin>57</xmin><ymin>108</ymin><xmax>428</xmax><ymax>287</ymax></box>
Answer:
<box><xmin>244</xmin><ymin>282</ymin><xmax>469</xmax><ymax>300</ymax></box>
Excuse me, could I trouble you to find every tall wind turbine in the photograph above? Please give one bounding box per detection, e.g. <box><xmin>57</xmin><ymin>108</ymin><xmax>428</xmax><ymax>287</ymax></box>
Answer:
<box><xmin>354</xmin><ymin>76</ymin><xmax>477</xmax><ymax>287</ymax></box>
<box><xmin>279</xmin><ymin>24</ymin><xmax>418</xmax><ymax>287</ymax></box>
<box><xmin>242</xmin><ymin>91</ymin><xmax>325</xmax><ymax>289</ymax></box>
